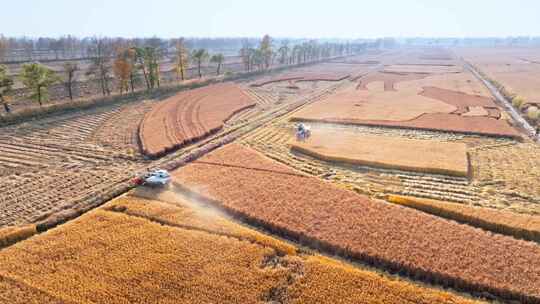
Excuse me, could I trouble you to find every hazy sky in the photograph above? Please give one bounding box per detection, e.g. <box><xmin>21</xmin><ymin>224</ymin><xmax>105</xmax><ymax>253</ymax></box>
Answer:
<box><xmin>2</xmin><ymin>0</ymin><xmax>539</xmax><ymax>38</ymax></box>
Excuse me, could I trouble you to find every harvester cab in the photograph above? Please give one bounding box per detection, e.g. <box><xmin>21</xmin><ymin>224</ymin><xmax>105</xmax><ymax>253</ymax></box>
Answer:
<box><xmin>131</xmin><ymin>169</ymin><xmax>171</xmax><ymax>187</ymax></box>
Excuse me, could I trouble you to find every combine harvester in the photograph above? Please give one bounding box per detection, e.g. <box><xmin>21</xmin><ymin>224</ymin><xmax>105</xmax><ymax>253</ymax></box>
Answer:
<box><xmin>131</xmin><ymin>169</ymin><xmax>171</xmax><ymax>187</ymax></box>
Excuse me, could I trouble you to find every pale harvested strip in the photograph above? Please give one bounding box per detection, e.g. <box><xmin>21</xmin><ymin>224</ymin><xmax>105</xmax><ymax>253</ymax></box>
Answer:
<box><xmin>0</xmin><ymin>194</ymin><xmax>483</xmax><ymax>304</ymax></box>
<box><xmin>388</xmin><ymin>195</ymin><xmax>540</xmax><ymax>243</ymax></box>
<box><xmin>290</xmin><ymin>130</ymin><xmax>469</xmax><ymax>177</ymax></box>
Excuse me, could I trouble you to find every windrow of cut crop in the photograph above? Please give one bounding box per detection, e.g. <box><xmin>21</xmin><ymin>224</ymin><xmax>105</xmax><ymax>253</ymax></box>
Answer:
<box><xmin>172</xmin><ymin>143</ymin><xmax>540</xmax><ymax>303</ymax></box>
<box><xmin>0</xmin><ymin>225</ymin><xmax>37</xmax><ymax>249</ymax></box>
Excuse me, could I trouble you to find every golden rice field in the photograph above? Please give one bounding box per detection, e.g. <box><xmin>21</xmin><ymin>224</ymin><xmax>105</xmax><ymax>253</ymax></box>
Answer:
<box><xmin>0</xmin><ymin>193</ymin><xmax>483</xmax><ymax>304</ymax></box>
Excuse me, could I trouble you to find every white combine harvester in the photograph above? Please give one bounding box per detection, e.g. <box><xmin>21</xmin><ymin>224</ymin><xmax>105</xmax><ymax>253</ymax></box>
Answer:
<box><xmin>295</xmin><ymin>123</ymin><xmax>311</xmax><ymax>141</ymax></box>
<box><xmin>131</xmin><ymin>169</ymin><xmax>171</xmax><ymax>187</ymax></box>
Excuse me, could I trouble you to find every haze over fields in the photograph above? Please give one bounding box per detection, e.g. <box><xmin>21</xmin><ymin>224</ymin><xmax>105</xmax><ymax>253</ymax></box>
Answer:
<box><xmin>2</xmin><ymin>0</ymin><xmax>540</xmax><ymax>38</ymax></box>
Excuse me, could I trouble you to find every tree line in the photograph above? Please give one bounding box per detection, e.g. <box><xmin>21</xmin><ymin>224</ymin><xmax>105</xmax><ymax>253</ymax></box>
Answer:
<box><xmin>0</xmin><ymin>35</ymin><xmax>370</xmax><ymax>113</ymax></box>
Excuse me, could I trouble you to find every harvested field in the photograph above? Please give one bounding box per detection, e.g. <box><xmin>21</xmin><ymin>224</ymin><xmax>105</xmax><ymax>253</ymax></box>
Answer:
<box><xmin>251</xmin><ymin>73</ymin><xmax>350</xmax><ymax>87</ymax></box>
<box><xmin>395</xmin><ymin>72</ymin><xmax>491</xmax><ymax>97</ymax></box>
<box><xmin>470</xmin><ymin>142</ymin><xmax>540</xmax><ymax>209</ymax></box>
<box><xmin>292</xmin><ymin>82</ymin><xmax>519</xmax><ymax>138</ymax></box>
<box><xmin>250</xmin><ymin>72</ymin><xmax>351</xmax><ymax>87</ymax></box>
<box><xmin>0</xmin><ymin>105</ymin><xmax>145</xmax><ymax>228</ymax></box>
<box><xmin>384</xmin><ymin>64</ymin><xmax>463</xmax><ymax>74</ymax></box>
<box><xmin>364</xmin><ymin>113</ymin><xmax>520</xmax><ymax>138</ymax></box>
<box><xmin>357</xmin><ymin>71</ymin><xmax>429</xmax><ymax>91</ymax></box>
<box><xmin>291</xmin><ymin>85</ymin><xmax>456</xmax><ymax>122</ymax></box>
<box><xmin>139</xmin><ymin>83</ymin><xmax>255</xmax><ymax>157</ymax></box>
<box><xmin>242</xmin><ymin>118</ymin><xmax>540</xmax><ymax>214</ymax></box>
<box><xmin>420</xmin><ymin>86</ymin><xmax>497</xmax><ymax>114</ymax></box>
<box><xmin>289</xmin><ymin>130</ymin><xmax>469</xmax><ymax>177</ymax></box>
<box><xmin>251</xmin><ymin>76</ymin><xmax>305</xmax><ymax>87</ymax></box>
<box><xmin>388</xmin><ymin>195</ymin><xmax>540</xmax><ymax>243</ymax></box>
<box><xmin>250</xmin><ymin>61</ymin><xmax>376</xmax><ymax>87</ymax></box>
<box><xmin>462</xmin><ymin>106</ymin><xmax>490</xmax><ymax>117</ymax></box>
<box><xmin>172</xmin><ymin>143</ymin><xmax>540</xmax><ymax>303</ymax></box>
<box><xmin>457</xmin><ymin>47</ymin><xmax>540</xmax><ymax>104</ymax></box>
<box><xmin>242</xmin><ymin>122</ymin><xmax>485</xmax><ymax>204</ymax></box>
<box><xmin>0</xmin><ymin>61</ymin><xmax>351</xmax><ymax>229</ymax></box>
<box><xmin>92</xmin><ymin>101</ymin><xmax>155</xmax><ymax>156</ymax></box>
<box><xmin>0</xmin><ymin>193</ymin><xmax>482</xmax><ymax>304</ymax></box>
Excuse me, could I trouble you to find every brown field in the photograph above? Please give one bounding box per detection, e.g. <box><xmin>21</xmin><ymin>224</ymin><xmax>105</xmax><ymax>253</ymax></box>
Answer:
<box><xmin>292</xmin><ymin>85</ymin><xmax>456</xmax><ymax>121</ymax></box>
<box><xmin>395</xmin><ymin>72</ymin><xmax>491</xmax><ymax>96</ymax></box>
<box><xmin>292</xmin><ymin>68</ymin><xmax>520</xmax><ymax>138</ymax></box>
<box><xmin>289</xmin><ymin>130</ymin><xmax>469</xmax><ymax>176</ymax></box>
<box><xmin>0</xmin><ymin>193</ymin><xmax>483</xmax><ymax>304</ymax></box>
<box><xmin>388</xmin><ymin>195</ymin><xmax>540</xmax><ymax>243</ymax></box>
<box><xmin>419</xmin><ymin>86</ymin><xmax>498</xmax><ymax>114</ymax></box>
<box><xmin>357</xmin><ymin>71</ymin><xmax>430</xmax><ymax>91</ymax></box>
<box><xmin>139</xmin><ymin>83</ymin><xmax>255</xmax><ymax>157</ymax></box>
<box><xmin>251</xmin><ymin>61</ymin><xmax>375</xmax><ymax>87</ymax></box>
<box><xmin>172</xmin><ymin>143</ymin><xmax>540</xmax><ymax>302</ymax></box>
<box><xmin>456</xmin><ymin>47</ymin><xmax>540</xmax><ymax>104</ymax></box>
<box><xmin>383</xmin><ymin>64</ymin><xmax>463</xmax><ymax>74</ymax></box>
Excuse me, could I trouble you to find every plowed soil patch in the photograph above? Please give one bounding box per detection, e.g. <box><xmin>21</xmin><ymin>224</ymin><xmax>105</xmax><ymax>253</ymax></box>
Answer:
<box><xmin>289</xmin><ymin>131</ymin><xmax>469</xmax><ymax>176</ymax></box>
<box><xmin>139</xmin><ymin>83</ymin><xmax>255</xmax><ymax>157</ymax></box>
<box><xmin>172</xmin><ymin>144</ymin><xmax>540</xmax><ymax>303</ymax></box>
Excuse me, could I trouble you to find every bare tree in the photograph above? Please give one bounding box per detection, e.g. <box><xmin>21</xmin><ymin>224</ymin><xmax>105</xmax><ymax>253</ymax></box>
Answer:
<box><xmin>259</xmin><ymin>35</ymin><xmax>273</xmax><ymax>69</ymax></box>
<box><xmin>278</xmin><ymin>42</ymin><xmax>289</xmax><ymax>65</ymax></box>
<box><xmin>63</xmin><ymin>62</ymin><xmax>78</xmax><ymax>101</ymax></box>
<box><xmin>134</xmin><ymin>46</ymin><xmax>161</xmax><ymax>90</ymax></box>
<box><xmin>174</xmin><ymin>38</ymin><xmax>190</xmax><ymax>81</ymax></box>
<box><xmin>87</xmin><ymin>37</ymin><xmax>113</xmax><ymax>96</ymax></box>
<box><xmin>210</xmin><ymin>53</ymin><xmax>224</xmax><ymax>75</ymax></box>
<box><xmin>239</xmin><ymin>40</ymin><xmax>252</xmax><ymax>72</ymax></box>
